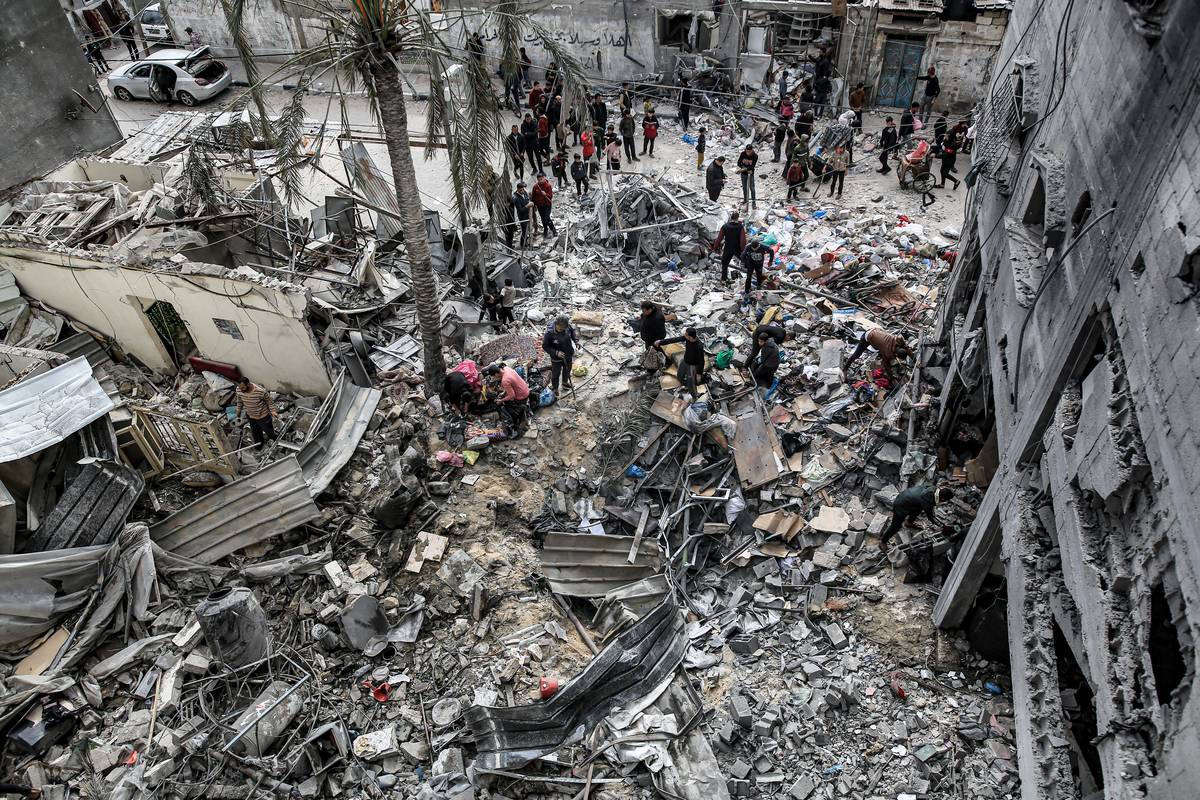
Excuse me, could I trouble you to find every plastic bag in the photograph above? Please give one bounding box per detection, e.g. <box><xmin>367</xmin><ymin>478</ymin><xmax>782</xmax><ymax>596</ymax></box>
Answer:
<box><xmin>539</xmin><ymin>387</ymin><xmax>556</xmax><ymax>406</ymax></box>
<box><xmin>714</xmin><ymin>348</ymin><xmax>735</xmax><ymax>370</ymax></box>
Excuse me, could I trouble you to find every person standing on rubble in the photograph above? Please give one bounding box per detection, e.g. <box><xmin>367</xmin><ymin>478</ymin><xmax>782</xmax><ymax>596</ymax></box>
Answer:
<box><xmin>844</xmin><ymin>327</ymin><xmax>911</xmax><ymax>382</ymax></box>
<box><xmin>542</xmin><ymin>316</ymin><xmax>579</xmax><ymax>396</ymax></box>
<box><xmin>827</xmin><ymin>145</ymin><xmax>848</xmax><ymax>199</ymax></box>
<box><xmin>547</xmin><ymin>94</ymin><xmax>564</xmax><ymax>146</ymax></box>
<box><xmin>567</xmin><ymin>106</ymin><xmax>581</xmax><ymax>146</ymax></box>
<box><xmin>877</xmin><ymin>117</ymin><xmax>899</xmax><ymax>175</ymax></box>
<box><xmin>500</xmin><ymin>278</ymin><xmax>526</xmax><ymax>328</ymax></box>
<box><xmin>532</xmin><ymin>173</ymin><xmax>558</xmax><ymax>237</ymax></box>
<box><xmin>879</xmin><ymin>484</ymin><xmax>955</xmax><ymax>554</ymax></box>
<box><xmin>642</xmin><ymin>109</ymin><xmax>659</xmax><ymax>157</ymax></box>
<box><xmin>786</xmin><ymin>154</ymin><xmax>808</xmax><ymax>200</ymax></box>
<box><xmin>479</xmin><ymin>289</ymin><xmax>503</xmax><ymax>332</ymax></box>
<box><xmin>772</xmin><ymin>120</ymin><xmax>788</xmax><ymax>163</ymax></box>
<box><xmin>656</xmin><ymin>327</ymin><xmax>707</xmax><ymax>394</ymax></box>
<box><xmin>235</xmin><ymin>377</ymin><xmax>279</xmax><ymax>451</ymax></box>
<box><xmin>512</xmin><ymin>182</ymin><xmax>532</xmax><ymax>248</ymax></box>
<box><xmin>537</xmin><ymin>109</ymin><xmax>552</xmax><ymax>158</ymax></box>
<box><xmin>520</xmin><ymin>113</ymin><xmax>542</xmax><ymax>174</ymax></box>
<box><xmin>750</xmin><ymin>330</ymin><xmax>781</xmax><ymax>394</ymax></box>
<box><xmin>519</xmin><ymin>47</ymin><xmax>533</xmax><ymax>86</ymax></box>
<box><xmin>619</xmin><ymin>82</ymin><xmax>633</xmax><ymax>114</ymax></box>
<box><xmin>605</xmin><ymin>136</ymin><xmax>623</xmax><ymax>172</ymax></box>
<box><xmin>678</xmin><ymin>78</ymin><xmax>693</xmax><ymax>131</ymax></box>
<box><xmin>740</xmin><ymin>237</ymin><xmax>769</xmax><ymax>294</ymax></box>
<box><xmin>571</xmin><ymin>153</ymin><xmax>590</xmax><ymax>197</ymax></box>
<box><xmin>550</xmin><ymin>149</ymin><xmax>568</xmax><ymax>189</ymax></box>
<box><xmin>696</xmin><ymin>127</ymin><xmax>708</xmax><ymax>172</ymax></box>
<box><xmin>506</xmin><ymin>124</ymin><xmax>525</xmax><ymax>178</ymax></box>
<box><xmin>705</xmin><ymin>155</ymin><xmax>725</xmax><ymax>201</ymax></box>
<box><xmin>796</xmin><ymin>108</ymin><xmax>814</xmax><ymax>141</ymax></box>
<box><xmin>581</xmin><ymin>127</ymin><xmax>597</xmax><ymax>176</ymax></box>
<box><xmin>589</xmin><ymin>93</ymin><xmax>609</xmax><ymax>134</ymax></box>
<box><xmin>637</xmin><ymin>302</ymin><xmax>669</xmax><ymax>365</ymax></box>
<box><xmin>736</xmin><ymin>144</ymin><xmax>759</xmax><ymax>208</ymax></box>
<box><xmin>619</xmin><ymin>110</ymin><xmax>638</xmax><ymax>163</ymax></box>
<box><xmin>712</xmin><ymin>210</ymin><xmax>747</xmax><ymax>284</ymax></box>
<box><xmin>487</xmin><ymin>364</ymin><xmax>531</xmax><ymax>435</ymax></box>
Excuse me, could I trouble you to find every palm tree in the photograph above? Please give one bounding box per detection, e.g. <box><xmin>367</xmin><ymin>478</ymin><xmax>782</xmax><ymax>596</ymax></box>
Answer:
<box><xmin>220</xmin><ymin>0</ymin><xmax>585</xmax><ymax>394</ymax></box>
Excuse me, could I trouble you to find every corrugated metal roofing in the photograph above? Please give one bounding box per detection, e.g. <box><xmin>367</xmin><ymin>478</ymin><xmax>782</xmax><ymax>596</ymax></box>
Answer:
<box><xmin>150</xmin><ymin>457</ymin><xmax>319</xmax><ymax>564</ymax></box>
<box><xmin>296</xmin><ymin>371</ymin><xmax>381</xmax><ymax>495</ymax></box>
<box><xmin>467</xmin><ymin>601</ymin><xmax>687</xmax><ymax>769</ymax></box>
<box><xmin>0</xmin><ymin>357</ymin><xmax>115</xmax><ymax>463</ymax></box>
<box><xmin>541</xmin><ymin>532</ymin><xmax>663</xmax><ymax>598</ymax></box>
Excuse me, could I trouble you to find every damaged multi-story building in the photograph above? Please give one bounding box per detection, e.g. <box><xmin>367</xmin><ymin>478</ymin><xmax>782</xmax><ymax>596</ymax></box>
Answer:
<box><xmin>930</xmin><ymin>0</ymin><xmax>1200</xmax><ymax>797</ymax></box>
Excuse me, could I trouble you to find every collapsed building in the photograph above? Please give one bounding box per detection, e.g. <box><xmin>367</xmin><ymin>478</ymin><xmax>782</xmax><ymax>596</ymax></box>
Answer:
<box><xmin>930</xmin><ymin>1</ymin><xmax>1200</xmax><ymax>798</ymax></box>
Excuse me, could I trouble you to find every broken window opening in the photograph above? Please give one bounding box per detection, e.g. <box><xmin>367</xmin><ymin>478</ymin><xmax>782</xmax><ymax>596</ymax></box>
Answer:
<box><xmin>1023</xmin><ymin>174</ymin><xmax>1047</xmax><ymax>242</ymax></box>
<box><xmin>1070</xmin><ymin>191</ymin><xmax>1093</xmax><ymax>237</ymax></box>
<box><xmin>1053</xmin><ymin>620</ymin><xmax>1105</xmax><ymax>794</ymax></box>
<box><xmin>658</xmin><ymin>14</ymin><xmax>710</xmax><ymax>51</ymax></box>
<box><xmin>942</xmin><ymin>0</ymin><xmax>978</xmax><ymax>23</ymax></box>
<box><xmin>212</xmin><ymin>318</ymin><xmax>244</xmax><ymax>340</ymax></box>
<box><xmin>1148</xmin><ymin>581</ymin><xmax>1188</xmax><ymax>706</ymax></box>
<box><xmin>1131</xmin><ymin>252</ymin><xmax>1146</xmax><ymax>278</ymax></box>
<box><xmin>1013</xmin><ymin>75</ymin><xmax>1027</xmax><ymax>144</ymax></box>
<box><xmin>1173</xmin><ymin>247</ymin><xmax>1200</xmax><ymax>302</ymax></box>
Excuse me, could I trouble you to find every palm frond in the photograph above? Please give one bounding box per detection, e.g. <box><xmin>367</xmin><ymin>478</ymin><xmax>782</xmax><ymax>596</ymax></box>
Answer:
<box><xmin>266</xmin><ymin>82</ymin><xmax>313</xmax><ymax>206</ymax></box>
<box><xmin>492</xmin><ymin>0</ymin><xmax>522</xmax><ymax>82</ymax></box>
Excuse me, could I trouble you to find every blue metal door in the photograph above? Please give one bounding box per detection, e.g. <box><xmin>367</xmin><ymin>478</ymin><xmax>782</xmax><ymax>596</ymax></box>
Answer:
<box><xmin>876</xmin><ymin>36</ymin><xmax>926</xmax><ymax>108</ymax></box>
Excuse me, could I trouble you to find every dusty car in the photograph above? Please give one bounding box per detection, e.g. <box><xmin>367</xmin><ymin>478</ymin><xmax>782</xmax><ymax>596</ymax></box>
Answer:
<box><xmin>107</xmin><ymin>46</ymin><xmax>231</xmax><ymax>106</ymax></box>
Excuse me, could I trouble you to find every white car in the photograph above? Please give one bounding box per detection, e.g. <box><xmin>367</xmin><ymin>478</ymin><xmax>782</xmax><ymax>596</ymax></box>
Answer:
<box><xmin>139</xmin><ymin>3</ymin><xmax>171</xmax><ymax>41</ymax></box>
<box><xmin>107</xmin><ymin>47</ymin><xmax>231</xmax><ymax>107</ymax></box>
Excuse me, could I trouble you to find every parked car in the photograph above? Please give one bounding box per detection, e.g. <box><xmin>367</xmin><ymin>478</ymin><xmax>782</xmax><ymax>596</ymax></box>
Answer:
<box><xmin>138</xmin><ymin>2</ymin><xmax>171</xmax><ymax>41</ymax></box>
<box><xmin>107</xmin><ymin>47</ymin><xmax>231</xmax><ymax>106</ymax></box>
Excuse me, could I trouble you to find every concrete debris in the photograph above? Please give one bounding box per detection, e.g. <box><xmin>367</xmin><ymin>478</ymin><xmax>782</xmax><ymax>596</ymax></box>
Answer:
<box><xmin>0</xmin><ymin>48</ymin><xmax>1023</xmax><ymax>800</ymax></box>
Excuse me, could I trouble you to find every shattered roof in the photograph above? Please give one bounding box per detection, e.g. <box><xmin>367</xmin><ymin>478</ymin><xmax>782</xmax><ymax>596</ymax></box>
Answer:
<box><xmin>0</xmin><ymin>356</ymin><xmax>115</xmax><ymax>462</ymax></box>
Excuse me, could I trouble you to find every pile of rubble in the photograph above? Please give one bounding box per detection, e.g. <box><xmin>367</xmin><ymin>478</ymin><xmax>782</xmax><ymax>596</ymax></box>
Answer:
<box><xmin>0</xmin><ymin>103</ymin><xmax>1014</xmax><ymax>800</ymax></box>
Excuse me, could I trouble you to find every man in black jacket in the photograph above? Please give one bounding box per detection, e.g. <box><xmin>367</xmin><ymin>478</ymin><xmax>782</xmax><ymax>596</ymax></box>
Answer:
<box><xmin>914</xmin><ymin>67</ymin><xmax>940</xmax><ymax>119</ymax></box>
<box><xmin>542</xmin><ymin>316</ymin><xmax>579</xmax><ymax>395</ymax></box>
<box><xmin>711</xmin><ymin>211</ymin><xmax>747</xmax><ymax>284</ymax></box>
<box><xmin>877</xmin><ymin>117</ymin><xmax>899</xmax><ymax>174</ymax></box>
<box><xmin>520</xmin><ymin>113</ymin><xmax>542</xmax><ymax>173</ymax></box>
<box><xmin>880</xmin><ymin>484</ymin><xmax>955</xmax><ymax>553</ymax></box>
<box><xmin>638</xmin><ymin>301</ymin><xmax>667</xmax><ymax>350</ymax></box>
<box><xmin>899</xmin><ymin>103</ymin><xmax>918</xmax><ymax>143</ymax></box>
<box><xmin>750</xmin><ymin>331</ymin><xmax>780</xmax><ymax>390</ymax></box>
<box><xmin>589</xmin><ymin>94</ymin><xmax>608</xmax><ymax>132</ymax></box>
<box><xmin>656</xmin><ymin>327</ymin><xmax>706</xmax><ymax>393</ymax></box>
<box><xmin>570</xmin><ymin>154</ymin><xmax>590</xmax><ymax>197</ymax></box>
<box><xmin>506</xmin><ymin>124</ymin><xmax>525</xmax><ymax>178</ymax></box>
<box><xmin>705</xmin><ymin>156</ymin><xmax>726</xmax><ymax>201</ymax></box>
<box><xmin>740</xmin><ymin>238</ymin><xmax>769</xmax><ymax>294</ymax></box>
<box><xmin>747</xmin><ymin>324</ymin><xmax>785</xmax><ymax>367</ymax></box>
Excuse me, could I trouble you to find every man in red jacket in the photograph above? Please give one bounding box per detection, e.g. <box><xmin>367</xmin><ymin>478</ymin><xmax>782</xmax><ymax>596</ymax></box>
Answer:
<box><xmin>531</xmin><ymin>173</ymin><xmax>558</xmax><ymax>236</ymax></box>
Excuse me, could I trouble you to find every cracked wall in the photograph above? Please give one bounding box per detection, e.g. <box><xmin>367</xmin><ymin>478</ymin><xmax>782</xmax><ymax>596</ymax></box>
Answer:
<box><xmin>937</xmin><ymin>0</ymin><xmax>1200</xmax><ymax>797</ymax></box>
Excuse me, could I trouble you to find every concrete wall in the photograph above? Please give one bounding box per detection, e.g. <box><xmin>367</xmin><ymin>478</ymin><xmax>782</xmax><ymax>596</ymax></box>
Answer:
<box><xmin>938</xmin><ymin>0</ymin><xmax>1200</xmax><ymax>797</ymax></box>
<box><xmin>0</xmin><ymin>0</ymin><xmax>123</xmax><ymax>191</ymax></box>
<box><xmin>446</xmin><ymin>0</ymin><xmax>717</xmax><ymax>80</ymax></box>
<box><xmin>844</xmin><ymin>7</ymin><xmax>1008</xmax><ymax>113</ymax></box>
<box><xmin>159</xmin><ymin>0</ymin><xmax>326</xmax><ymax>58</ymax></box>
<box><xmin>0</xmin><ymin>246</ymin><xmax>332</xmax><ymax>396</ymax></box>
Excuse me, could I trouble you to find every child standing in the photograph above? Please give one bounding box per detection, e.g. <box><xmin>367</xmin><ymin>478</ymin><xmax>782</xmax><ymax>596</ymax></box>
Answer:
<box><xmin>695</xmin><ymin>127</ymin><xmax>707</xmax><ymax>171</ymax></box>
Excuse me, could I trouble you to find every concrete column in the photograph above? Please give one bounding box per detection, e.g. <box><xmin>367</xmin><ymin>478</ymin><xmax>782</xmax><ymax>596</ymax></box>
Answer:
<box><xmin>1004</xmin><ymin>488</ymin><xmax>1079</xmax><ymax>800</ymax></box>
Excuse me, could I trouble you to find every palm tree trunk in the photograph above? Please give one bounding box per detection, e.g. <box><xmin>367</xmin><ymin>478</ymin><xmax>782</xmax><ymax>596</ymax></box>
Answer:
<box><xmin>369</xmin><ymin>59</ymin><xmax>447</xmax><ymax>395</ymax></box>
